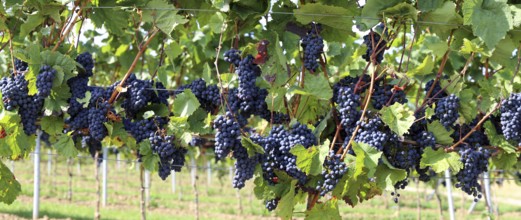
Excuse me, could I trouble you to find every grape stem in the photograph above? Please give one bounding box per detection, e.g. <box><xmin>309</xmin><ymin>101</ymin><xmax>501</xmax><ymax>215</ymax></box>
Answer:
<box><xmin>52</xmin><ymin>3</ymin><xmax>82</xmax><ymax>52</ymax></box>
<box><xmin>444</xmin><ymin>101</ymin><xmax>502</xmax><ymax>152</ymax></box>
<box><xmin>417</xmin><ymin>29</ymin><xmax>455</xmax><ymax>113</ymax></box>
<box><xmin>340</xmin><ymin>66</ymin><xmax>377</xmax><ymax>159</ymax></box>
<box><xmin>108</xmin><ymin>28</ymin><xmax>159</xmax><ymax>104</ymax></box>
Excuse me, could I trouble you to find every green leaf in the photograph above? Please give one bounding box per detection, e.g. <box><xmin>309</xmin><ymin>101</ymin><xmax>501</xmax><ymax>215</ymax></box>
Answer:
<box><xmin>291</xmin><ymin>73</ymin><xmax>332</xmax><ymax>100</ymax></box>
<box><xmin>0</xmin><ymin>160</ymin><xmax>21</xmax><ymax>205</ymax></box>
<box><xmin>306</xmin><ymin>198</ymin><xmax>341</xmax><ymax>220</ymax></box>
<box><xmin>294</xmin><ymin>3</ymin><xmax>356</xmax><ymax>32</ymax></box>
<box><xmin>55</xmin><ymin>134</ymin><xmax>78</xmax><ymax>158</ymax></box>
<box><xmin>20</xmin><ymin>13</ymin><xmax>44</xmax><ymax>36</ymax></box>
<box><xmin>427</xmin><ymin>121</ymin><xmax>454</xmax><ymax>145</ymax></box>
<box><xmin>91</xmin><ymin>5</ymin><xmax>129</xmax><ymax>36</ymax></box>
<box><xmin>420</xmin><ymin>147</ymin><xmax>463</xmax><ymax>173</ymax></box>
<box><xmin>381</xmin><ymin>3</ymin><xmax>417</xmax><ymax>21</ymax></box>
<box><xmin>418</xmin><ymin>0</ymin><xmax>444</xmax><ymax>12</ymax></box>
<box><xmin>459</xmin><ymin>89</ymin><xmax>477</xmax><ymax>122</ymax></box>
<box><xmin>40</xmin><ymin>116</ymin><xmax>64</xmax><ymax>136</ymax></box>
<box><xmin>459</xmin><ymin>38</ymin><xmax>490</xmax><ymax>55</ymax></box>
<box><xmin>140</xmin><ymin>140</ymin><xmax>159</xmax><ymax>171</ymax></box>
<box><xmin>420</xmin><ymin>1</ymin><xmax>462</xmax><ymax>39</ymax></box>
<box><xmin>142</xmin><ymin>0</ymin><xmax>188</xmax><ymax>35</ymax></box>
<box><xmin>410</xmin><ymin>54</ymin><xmax>435</xmax><ymax>76</ymax></box>
<box><xmin>173</xmin><ymin>89</ymin><xmax>201</xmax><ymax>117</ymax></box>
<box><xmin>352</xmin><ymin>142</ymin><xmax>382</xmax><ymax>178</ymax></box>
<box><xmin>491</xmin><ymin>152</ymin><xmax>518</xmax><ymax>170</ymax></box>
<box><xmin>462</xmin><ymin>0</ymin><xmax>512</xmax><ymax>48</ymax></box>
<box><xmin>76</xmin><ymin>91</ymin><xmax>91</xmax><ymax>108</ymax></box>
<box><xmin>188</xmin><ymin>109</ymin><xmax>213</xmax><ymax>134</ymax></box>
<box><xmin>241</xmin><ymin>137</ymin><xmax>265</xmax><ymax>158</ymax></box>
<box><xmin>276</xmin><ymin>180</ymin><xmax>297</xmax><ymax>220</ymax></box>
<box><xmin>375</xmin><ymin>156</ymin><xmax>407</xmax><ymax>191</ymax></box>
<box><xmin>483</xmin><ymin>121</ymin><xmax>516</xmax><ymax>154</ymax></box>
<box><xmin>265</xmin><ymin>87</ymin><xmax>287</xmax><ymax>112</ymax></box>
<box><xmin>290</xmin><ymin>145</ymin><xmax>321</xmax><ymax>176</ymax></box>
<box><xmin>360</xmin><ymin>0</ymin><xmax>402</xmax><ymax>30</ymax></box>
<box><xmin>379</xmin><ymin>103</ymin><xmax>415</xmax><ymax>137</ymax></box>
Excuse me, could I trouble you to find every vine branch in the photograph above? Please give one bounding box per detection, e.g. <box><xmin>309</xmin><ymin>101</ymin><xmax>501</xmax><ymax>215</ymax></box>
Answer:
<box><xmin>108</xmin><ymin>28</ymin><xmax>159</xmax><ymax>104</ymax></box>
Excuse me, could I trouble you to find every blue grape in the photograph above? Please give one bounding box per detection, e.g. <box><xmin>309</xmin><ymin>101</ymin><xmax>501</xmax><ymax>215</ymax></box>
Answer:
<box><xmin>76</xmin><ymin>52</ymin><xmax>94</xmax><ymax>77</ymax></box>
<box><xmin>362</xmin><ymin>32</ymin><xmax>387</xmax><ymax>64</ymax></box>
<box><xmin>36</xmin><ymin>65</ymin><xmax>56</xmax><ymax>98</ymax></box>
<box><xmin>265</xmin><ymin>199</ymin><xmax>278</xmax><ymax>211</ymax></box>
<box><xmin>14</xmin><ymin>59</ymin><xmax>28</xmax><ymax>73</ymax></box>
<box><xmin>455</xmin><ymin>144</ymin><xmax>490</xmax><ymax>201</ymax></box>
<box><xmin>500</xmin><ymin>93</ymin><xmax>521</xmax><ymax>144</ymax></box>
<box><xmin>224</xmin><ymin>49</ymin><xmax>242</xmax><ymax>67</ymax></box>
<box><xmin>434</xmin><ymin>94</ymin><xmax>459</xmax><ymax>129</ymax></box>
<box><xmin>301</xmin><ymin>23</ymin><xmax>324</xmax><ymax>71</ymax></box>
<box><xmin>88</xmin><ymin>101</ymin><xmax>109</xmax><ymax>141</ymax></box>
<box><xmin>213</xmin><ymin>112</ymin><xmax>244</xmax><ymax>160</ymax></box>
<box><xmin>316</xmin><ymin>151</ymin><xmax>348</xmax><ymax>195</ymax></box>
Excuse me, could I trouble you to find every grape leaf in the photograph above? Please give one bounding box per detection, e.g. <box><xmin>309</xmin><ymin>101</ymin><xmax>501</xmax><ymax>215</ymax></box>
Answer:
<box><xmin>265</xmin><ymin>87</ymin><xmax>287</xmax><ymax>113</ymax></box>
<box><xmin>142</xmin><ymin>0</ymin><xmax>188</xmax><ymax>35</ymax></box>
<box><xmin>276</xmin><ymin>180</ymin><xmax>297</xmax><ymax>220</ymax></box>
<box><xmin>173</xmin><ymin>89</ymin><xmax>201</xmax><ymax>117</ymax></box>
<box><xmin>483</xmin><ymin>121</ymin><xmax>516</xmax><ymax>154</ymax></box>
<box><xmin>427</xmin><ymin>121</ymin><xmax>454</xmax><ymax>145</ymax></box>
<box><xmin>380</xmin><ymin>103</ymin><xmax>415</xmax><ymax>137</ymax></box>
<box><xmin>91</xmin><ymin>4</ymin><xmax>129</xmax><ymax>36</ymax></box>
<box><xmin>491</xmin><ymin>151</ymin><xmax>518</xmax><ymax>170</ymax></box>
<box><xmin>241</xmin><ymin>137</ymin><xmax>265</xmax><ymax>158</ymax></box>
<box><xmin>0</xmin><ymin>160</ymin><xmax>21</xmax><ymax>205</ymax></box>
<box><xmin>360</xmin><ymin>0</ymin><xmax>402</xmax><ymax>30</ymax></box>
<box><xmin>40</xmin><ymin>116</ymin><xmax>64</xmax><ymax>136</ymax></box>
<box><xmin>459</xmin><ymin>89</ymin><xmax>477</xmax><ymax>122</ymax></box>
<box><xmin>139</xmin><ymin>140</ymin><xmax>159</xmax><ymax>171</ymax></box>
<box><xmin>462</xmin><ymin>0</ymin><xmax>512</xmax><ymax>48</ymax></box>
<box><xmin>294</xmin><ymin>3</ymin><xmax>356</xmax><ymax>32</ymax></box>
<box><xmin>375</xmin><ymin>156</ymin><xmax>407</xmax><ymax>191</ymax></box>
<box><xmin>20</xmin><ymin>13</ymin><xmax>44</xmax><ymax>36</ymax></box>
<box><xmin>292</xmin><ymin>73</ymin><xmax>333</xmax><ymax>101</ymax></box>
<box><xmin>352</xmin><ymin>142</ymin><xmax>382</xmax><ymax>178</ymax></box>
<box><xmin>76</xmin><ymin>91</ymin><xmax>91</xmax><ymax>108</ymax></box>
<box><xmin>306</xmin><ymin>198</ymin><xmax>341</xmax><ymax>220</ymax></box>
<box><xmin>55</xmin><ymin>134</ymin><xmax>78</xmax><ymax>158</ymax></box>
<box><xmin>290</xmin><ymin>144</ymin><xmax>322</xmax><ymax>176</ymax></box>
<box><xmin>420</xmin><ymin>147</ymin><xmax>463</xmax><ymax>173</ymax></box>
<box><xmin>420</xmin><ymin>1</ymin><xmax>462</xmax><ymax>39</ymax></box>
<box><xmin>381</xmin><ymin>3</ymin><xmax>418</xmax><ymax>21</ymax></box>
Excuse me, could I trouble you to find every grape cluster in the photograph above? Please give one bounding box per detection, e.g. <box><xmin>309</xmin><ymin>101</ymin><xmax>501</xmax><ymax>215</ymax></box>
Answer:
<box><xmin>14</xmin><ymin>59</ymin><xmax>28</xmax><ymax>73</ymax></box>
<box><xmin>252</xmin><ymin>125</ymin><xmax>311</xmax><ymax>185</ymax></box>
<box><xmin>213</xmin><ymin>112</ymin><xmax>244</xmax><ymax>160</ymax></box>
<box><xmin>335</xmin><ymin>86</ymin><xmax>361</xmax><ymax>129</ymax></box>
<box><xmin>123</xmin><ymin>117</ymin><xmax>168</xmax><ymax>142</ymax></box>
<box><xmin>150</xmin><ymin>134</ymin><xmax>188</xmax><ymax>180</ymax></box>
<box><xmin>88</xmin><ymin>101</ymin><xmax>110</xmax><ymax>141</ymax></box>
<box><xmin>288</xmin><ymin>123</ymin><xmax>317</xmax><ymax>148</ymax></box>
<box><xmin>434</xmin><ymin>94</ymin><xmax>459</xmax><ymax>129</ymax></box>
<box><xmin>354</xmin><ymin>118</ymin><xmax>389</xmax><ymax>151</ymax></box>
<box><xmin>452</xmin><ymin>119</ymin><xmax>489</xmax><ymax>147</ymax></box>
<box><xmin>265</xmin><ymin>199</ymin><xmax>279</xmax><ymax>211</ymax></box>
<box><xmin>500</xmin><ymin>93</ymin><xmax>521</xmax><ymax>144</ymax></box>
<box><xmin>300</xmin><ymin>23</ymin><xmax>323</xmax><ymax>71</ymax></box>
<box><xmin>223</xmin><ymin>49</ymin><xmax>242</xmax><ymax>67</ymax></box>
<box><xmin>371</xmin><ymin>84</ymin><xmax>407</xmax><ymax>110</ymax></box>
<box><xmin>76</xmin><ymin>52</ymin><xmax>94</xmax><ymax>77</ymax></box>
<box><xmin>0</xmin><ymin>73</ymin><xmax>44</xmax><ymax>135</ymax></box>
<box><xmin>316</xmin><ymin>151</ymin><xmax>348</xmax><ymax>195</ymax></box>
<box><xmin>232</xmin><ymin>153</ymin><xmax>259</xmax><ymax>189</ymax></box>
<box><xmin>176</xmin><ymin>78</ymin><xmax>221</xmax><ymax>112</ymax></box>
<box><xmin>425</xmin><ymin>80</ymin><xmax>447</xmax><ymax>99</ymax></box>
<box><xmin>121</xmin><ymin>74</ymin><xmax>155</xmax><ymax>117</ymax></box>
<box><xmin>455</xmin><ymin>144</ymin><xmax>490</xmax><ymax>201</ymax></box>
<box><xmin>66</xmin><ymin>76</ymin><xmax>89</xmax><ymax>116</ymax></box>
<box><xmin>362</xmin><ymin>32</ymin><xmax>387</xmax><ymax>64</ymax></box>
<box><xmin>236</xmin><ymin>55</ymin><xmax>264</xmax><ymax>113</ymax></box>
<box><xmin>36</xmin><ymin>65</ymin><xmax>57</xmax><ymax>98</ymax></box>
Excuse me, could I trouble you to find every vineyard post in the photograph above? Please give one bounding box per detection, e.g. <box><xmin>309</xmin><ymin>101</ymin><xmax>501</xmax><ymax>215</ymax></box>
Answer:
<box><xmin>102</xmin><ymin>146</ymin><xmax>108</xmax><ymax>207</ymax></box>
<box><xmin>94</xmin><ymin>152</ymin><xmax>101</xmax><ymax>220</ymax></box>
<box><xmin>191</xmin><ymin>156</ymin><xmax>199</xmax><ymax>220</ymax></box>
<box><xmin>445</xmin><ymin>169</ymin><xmax>455</xmax><ymax>220</ymax></box>
<box><xmin>47</xmin><ymin>148</ymin><xmax>52</xmax><ymax>176</ymax></box>
<box><xmin>32</xmin><ymin>130</ymin><xmax>42</xmax><ymax>220</ymax></box>
<box><xmin>76</xmin><ymin>155</ymin><xmax>81</xmax><ymax>175</ymax></box>
<box><xmin>171</xmin><ymin>172</ymin><xmax>176</xmax><ymax>193</ymax></box>
<box><xmin>145</xmin><ymin>169</ymin><xmax>151</xmax><ymax>206</ymax></box>
<box><xmin>67</xmin><ymin>158</ymin><xmax>73</xmax><ymax>201</ymax></box>
<box><xmin>206</xmin><ymin>159</ymin><xmax>212</xmax><ymax>186</ymax></box>
<box><xmin>139</xmin><ymin>164</ymin><xmax>146</xmax><ymax>220</ymax></box>
<box><xmin>467</xmin><ymin>199</ymin><xmax>477</xmax><ymax>214</ymax></box>
<box><xmin>483</xmin><ymin>172</ymin><xmax>494</xmax><ymax>215</ymax></box>
<box><xmin>116</xmin><ymin>153</ymin><xmax>121</xmax><ymax>170</ymax></box>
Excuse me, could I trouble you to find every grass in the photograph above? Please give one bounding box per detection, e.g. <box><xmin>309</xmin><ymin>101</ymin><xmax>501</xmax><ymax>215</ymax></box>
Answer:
<box><xmin>1</xmin><ymin>154</ymin><xmax>521</xmax><ymax>220</ymax></box>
